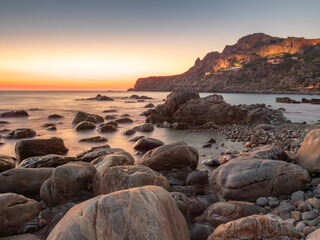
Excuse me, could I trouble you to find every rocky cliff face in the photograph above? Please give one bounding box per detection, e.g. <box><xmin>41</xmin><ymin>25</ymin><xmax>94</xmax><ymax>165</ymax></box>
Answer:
<box><xmin>133</xmin><ymin>33</ymin><xmax>320</xmax><ymax>93</ymax></box>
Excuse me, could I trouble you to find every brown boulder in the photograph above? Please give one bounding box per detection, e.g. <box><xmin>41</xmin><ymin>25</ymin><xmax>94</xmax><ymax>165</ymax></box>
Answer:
<box><xmin>47</xmin><ymin>186</ymin><xmax>190</xmax><ymax>240</ymax></box>
<box><xmin>18</xmin><ymin>154</ymin><xmax>75</xmax><ymax>168</ymax></box>
<box><xmin>4</xmin><ymin>128</ymin><xmax>36</xmax><ymax>139</ymax></box>
<box><xmin>0</xmin><ymin>154</ymin><xmax>15</xmax><ymax>173</ymax></box>
<box><xmin>295</xmin><ymin>129</ymin><xmax>320</xmax><ymax>173</ymax></box>
<box><xmin>93</xmin><ymin>165</ymin><xmax>170</xmax><ymax>195</ymax></box>
<box><xmin>195</xmin><ymin>201</ymin><xmax>266</xmax><ymax>227</ymax></box>
<box><xmin>210</xmin><ymin>159</ymin><xmax>309</xmax><ymax>201</ymax></box>
<box><xmin>208</xmin><ymin>214</ymin><xmax>302</xmax><ymax>240</ymax></box>
<box><xmin>136</xmin><ymin>141</ymin><xmax>199</xmax><ymax>171</ymax></box>
<box><xmin>72</xmin><ymin>111</ymin><xmax>103</xmax><ymax>125</ymax></box>
<box><xmin>91</xmin><ymin>151</ymin><xmax>134</xmax><ymax>170</ymax></box>
<box><xmin>133</xmin><ymin>137</ymin><xmax>164</xmax><ymax>152</ymax></box>
<box><xmin>165</xmin><ymin>89</ymin><xmax>200</xmax><ymax>114</ymax></box>
<box><xmin>0</xmin><ymin>193</ymin><xmax>41</xmax><ymax>236</ymax></box>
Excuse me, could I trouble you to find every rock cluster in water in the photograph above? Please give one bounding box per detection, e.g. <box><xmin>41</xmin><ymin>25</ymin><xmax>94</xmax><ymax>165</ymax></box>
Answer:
<box><xmin>0</xmin><ymin>89</ymin><xmax>320</xmax><ymax>240</ymax></box>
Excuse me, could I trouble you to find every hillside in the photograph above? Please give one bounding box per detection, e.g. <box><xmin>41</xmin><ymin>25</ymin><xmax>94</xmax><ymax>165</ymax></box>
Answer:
<box><xmin>132</xmin><ymin>33</ymin><xmax>320</xmax><ymax>94</ymax></box>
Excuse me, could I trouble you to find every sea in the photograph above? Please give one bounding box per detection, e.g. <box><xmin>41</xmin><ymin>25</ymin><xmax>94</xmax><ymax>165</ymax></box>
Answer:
<box><xmin>0</xmin><ymin>91</ymin><xmax>319</xmax><ymax>169</ymax></box>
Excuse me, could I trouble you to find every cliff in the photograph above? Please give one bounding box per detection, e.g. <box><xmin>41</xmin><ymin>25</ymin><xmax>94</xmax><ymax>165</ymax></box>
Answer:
<box><xmin>132</xmin><ymin>33</ymin><xmax>320</xmax><ymax>94</ymax></box>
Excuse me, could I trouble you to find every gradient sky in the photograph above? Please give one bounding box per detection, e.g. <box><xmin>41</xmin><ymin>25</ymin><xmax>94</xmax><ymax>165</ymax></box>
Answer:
<box><xmin>1</xmin><ymin>0</ymin><xmax>320</xmax><ymax>90</ymax></box>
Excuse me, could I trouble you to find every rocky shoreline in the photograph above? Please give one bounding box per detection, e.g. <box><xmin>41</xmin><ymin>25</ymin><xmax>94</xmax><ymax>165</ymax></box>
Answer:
<box><xmin>1</xmin><ymin>90</ymin><xmax>320</xmax><ymax>240</ymax></box>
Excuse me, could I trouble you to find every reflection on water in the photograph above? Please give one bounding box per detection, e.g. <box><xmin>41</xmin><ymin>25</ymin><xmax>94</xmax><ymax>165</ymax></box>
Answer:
<box><xmin>0</xmin><ymin>91</ymin><xmax>319</xmax><ymax>169</ymax></box>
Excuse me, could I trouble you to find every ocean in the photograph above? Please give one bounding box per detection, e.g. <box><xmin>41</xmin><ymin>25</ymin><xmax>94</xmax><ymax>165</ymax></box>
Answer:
<box><xmin>0</xmin><ymin>91</ymin><xmax>319</xmax><ymax>169</ymax></box>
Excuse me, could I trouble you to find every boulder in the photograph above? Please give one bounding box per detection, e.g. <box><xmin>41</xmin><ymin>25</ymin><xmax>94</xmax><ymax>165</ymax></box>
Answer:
<box><xmin>40</xmin><ymin>162</ymin><xmax>96</xmax><ymax>207</ymax></box>
<box><xmin>78</xmin><ymin>147</ymin><xmax>124</xmax><ymax>162</ymax></box>
<box><xmin>78</xmin><ymin>136</ymin><xmax>108</xmax><ymax>143</ymax></box>
<box><xmin>4</xmin><ymin>128</ymin><xmax>36</xmax><ymax>139</ymax></box>
<box><xmin>93</xmin><ymin>165</ymin><xmax>170</xmax><ymax>195</ymax></box>
<box><xmin>0</xmin><ymin>168</ymin><xmax>53</xmax><ymax>196</ymax></box>
<box><xmin>133</xmin><ymin>137</ymin><xmax>164</xmax><ymax>152</ymax></box>
<box><xmin>72</xmin><ymin>111</ymin><xmax>104</xmax><ymax>125</ymax></box>
<box><xmin>144</xmin><ymin>103</ymin><xmax>155</xmax><ymax>108</ymax></box>
<box><xmin>296</xmin><ymin>129</ymin><xmax>320</xmax><ymax>173</ymax></box>
<box><xmin>18</xmin><ymin>154</ymin><xmax>76</xmax><ymax>168</ymax></box>
<box><xmin>210</xmin><ymin>158</ymin><xmax>309</xmax><ymax>202</ymax></box>
<box><xmin>208</xmin><ymin>214</ymin><xmax>302</xmax><ymax>240</ymax></box>
<box><xmin>188</xmin><ymin>223</ymin><xmax>214</xmax><ymax>240</ymax></box>
<box><xmin>0</xmin><ymin>154</ymin><xmax>15</xmax><ymax>173</ymax></box>
<box><xmin>171</xmin><ymin>192</ymin><xmax>191</xmax><ymax>221</ymax></box>
<box><xmin>165</xmin><ymin>89</ymin><xmax>200</xmax><ymax>114</ymax></box>
<box><xmin>195</xmin><ymin>201</ymin><xmax>266</xmax><ymax>228</ymax></box>
<box><xmin>47</xmin><ymin>186</ymin><xmax>190</xmax><ymax>240</ymax></box>
<box><xmin>136</xmin><ymin>141</ymin><xmax>199</xmax><ymax>171</ymax></box>
<box><xmin>74</xmin><ymin>121</ymin><xmax>96</xmax><ymax>131</ymax></box>
<box><xmin>48</xmin><ymin>114</ymin><xmax>64</xmax><ymax>120</ymax></box>
<box><xmin>91</xmin><ymin>151</ymin><xmax>134</xmax><ymax>170</ymax></box>
<box><xmin>307</xmin><ymin>228</ymin><xmax>320</xmax><ymax>240</ymax></box>
<box><xmin>115</xmin><ymin>117</ymin><xmax>133</xmax><ymax>124</ymax></box>
<box><xmin>123</xmin><ymin>129</ymin><xmax>136</xmax><ymax>135</ymax></box>
<box><xmin>234</xmin><ymin>145</ymin><xmax>289</xmax><ymax>162</ymax></box>
<box><xmin>97</xmin><ymin>124</ymin><xmax>117</xmax><ymax>133</ymax></box>
<box><xmin>0</xmin><ymin>193</ymin><xmax>41</xmax><ymax>236</ymax></box>
<box><xmin>133</xmin><ymin>123</ymin><xmax>154</xmax><ymax>132</ymax></box>
<box><xmin>129</xmin><ymin>135</ymin><xmax>145</xmax><ymax>142</ymax></box>
<box><xmin>15</xmin><ymin>137</ymin><xmax>68</xmax><ymax>160</ymax></box>
<box><xmin>0</xmin><ymin>110</ymin><xmax>28</xmax><ymax>118</ymax></box>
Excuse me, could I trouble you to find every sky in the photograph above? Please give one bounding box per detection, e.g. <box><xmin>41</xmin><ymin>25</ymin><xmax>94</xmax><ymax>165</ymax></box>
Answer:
<box><xmin>1</xmin><ymin>0</ymin><xmax>320</xmax><ymax>90</ymax></box>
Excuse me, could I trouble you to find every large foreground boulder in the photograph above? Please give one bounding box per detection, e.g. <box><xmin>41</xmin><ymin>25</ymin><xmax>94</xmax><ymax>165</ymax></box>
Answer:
<box><xmin>195</xmin><ymin>201</ymin><xmax>266</xmax><ymax>228</ymax></box>
<box><xmin>136</xmin><ymin>141</ymin><xmax>199</xmax><ymax>171</ymax></box>
<box><xmin>47</xmin><ymin>186</ymin><xmax>190</xmax><ymax>240</ymax></box>
<box><xmin>40</xmin><ymin>162</ymin><xmax>97</xmax><ymax>207</ymax></box>
<box><xmin>0</xmin><ymin>168</ymin><xmax>53</xmax><ymax>197</ymax></box>
<box><xmin>295</xmin><ymin>129</ymin><xmax>320</xmax><ymax>173</ymax></box>
<box><xmin>18</xmin><ymin>154</ymin><xmax>75</xmax><ymax>168</ymax></box>
<box><xmin>93</xmin><ymin>165</ymin><xmax>170</xmax><ymax>195</ymax></box>
<box><xmin>15</xmin><ymin>137</ymin><xmax>68</xmax><ymax>160</ymax></box>
<box><xmin>210</xmin><ymin>159</ymin><xmax>309</xmax><ymax>202</ymax></box>
<box><xmin>207</xmin><ymin>214</ymin><xmax>302</xmax><ymax>240</ymax></box>
<box><xmin>0</xmin><ymin>193</ymin><xmax>41</xmax><ymax>236</ymax></box>
<box><xmin>0</xmin><ymin>154</ymin><xmax>15</xmax><ymax>173</ymax></box>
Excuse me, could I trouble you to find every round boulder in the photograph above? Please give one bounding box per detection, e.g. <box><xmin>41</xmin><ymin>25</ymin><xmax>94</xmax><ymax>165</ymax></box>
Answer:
<box><xmin>72</xmin><ymin>111</ymin><xmax>104</xmax><ymax>125</ymax></box>
<box><xmin>91</xmin><ymin>151</ymin><xmax>134</xmax><ymax>170</ymax></box>
<box><xmin>134</xmin><ymin>123</ymin><xmax>154</xmax><ymax>132</ymax></box>
<box><xmin>75</xmin><ymin>121</ymin><xmax>96</xmax><ymax>131</ymax></box>
<box><xmin>133</xmin><ymin>137</ymin><xmax>164</xmax><ymax>152</ymax></box>
<box><xmin>4</xmin><ymin>128</ymin><xmax>36</xmax><ymax>139</ymax></box>
<box><xmin>136</xmin><ymin>141</ymin><xmax>199</xmax><ymax>171</ymax></box>
<box><xmin>0</xmin><ymin>154</ymin><xmax>15</xmax><ymax>173</ymax></box>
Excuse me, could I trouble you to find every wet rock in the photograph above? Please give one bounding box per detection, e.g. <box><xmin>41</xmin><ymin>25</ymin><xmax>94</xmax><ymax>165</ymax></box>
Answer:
<box><xmin>130</xmin><ymin>94</ymin><xmax>153</xmax><ymax>99</ymax></box>
<box><xmin>115</xmin><ymin>117</ymin><xmax>133</xmax><ymax>124</ymax></box>
<box><xmin>133</xmin><ymin>137</ymin><xmax>164</xmax><ymax>152</ymax></box>
<box><xmin>133</xmin><ymin>123</ymin><xmax>154</xmax><ymax>132</ymax></box>
<box><xmin>46</xmin><ymin>126</ymin><xmax>57</xmax><ymax>131</ymax></box>
<box><xmin>15</xmin><ymin>137</ymin><xmax>68</xmax><ymax>160</ymax></box>
<box><xmin>256</xmin><ymin>197</ymin><xmax>268</xmax><ymax>207</ymax></box>
<box><xmin>202</xmin><ymin>159</ymin><xmax>220</xmax><ymax>167</ymax></box>
<box><xmin>0</xmin><ymin>154</ymin><xmax>15</xmax><ymax>173</ymax></box>
<box><xmin>0</xmin><ymin>110</ymin><xmax>29</xmax><ymax>118</ymax></box>
<box><xmin>0</xmin><ymin>168</ymin><xmax>53</xmax><ymax>197</ymax></box>
<box><xmin>18</xmin><ymin>154</ymin><xmax>75</xmax><ymax>168</ymax></box>
<box><xmin>4</xmin><ymin>128</ymin><xmax>36</xmax><ymax>139</ymax></box>
<box><xmin>159</xmin><ymin>167</ymin><xmax>193</xmax><ymax>186</ymax></box>
<box><xmin>136</xmin><ymin>141</ymin><xmax>199</xmax><ymax>171</ymax></box>
<box><xmin>272</xmin><ymin>202</ymin><xmax>295</xmax><ymax>219</ymax></box>
<box><xmin>186</xmin><ymin>170</ymin><xmax>208</xmax><ymax>186</ymax></box>
<box><xmin>202</xmin><ymin>143</ymin><xmax>211</xmax><ymax>148</ymax></box>
<box><xmin>91</xmin><ymin>151</ymin><xmax>134</xmax><ymax>170</ymax></box>
<box><xmin>0</xmin><ymin>193</ymin><xmax>41</xmax><ymax>236</ymax></box>
<box><xmin>97</xmin><ymin>124</ymin><xmax>117</xmax><ymax>133</ymax></box>
<box><xmin>47</xmin><ymin>186</ymin><xmax>189</xmax><ymax>240</ymax></box>
<box><xmin>208</xmin><ymin>214</ymin><xmax>302</xmax><ymax>240</ymax></box>
<box><xmin>171</xmin><ymin>192</ymin><xmax>190</xmax><ymax>221</ymax></box>
<box><xmin>276</xmin><ymin>97</ymin><xmax>300</xmax><ymax>104</ymax></box>
<box><xmin>76</xmin><ymin>146</ymin><xmax>124</xmax><ymax>162</ymax></box>
<box><xmin>209</xmin><ymin>158</ymin><xmax>309</xmax><ymax>202</ymax></box>
<box><xmin>129</xmin><ymin>135</ymin><xmax>145</xmax><ymax>142</ymax></box>
<box><xmin>48</xmin><ymin>114</ymin><xmax>64</xmax><ymax>120</ymax></box>
<box><xmin>75</xmin><ymin>121</ymin><xmax>96</xmax><ymax>131</ymax></box>
<box><xmin>196</xmin><ymin>201</ymin><xmax>266</xmax><ymax>228</ymax></box>
<box><xmin>104</xmin><ymin>114</ymin><xmax>117</xmax><ymax>120</ymax></box>
<box><xmin>237</xmin><ymin>145</ymin><xmax>289</xmax><ymax>161</ymax></box>
<box><xmin>123</xmin><ymin>129</ymin><xmax>136</xmax><ymax>135</ymax></box>
<box><xmin>78</xmin><ymin>136</ymin><xmax>108</xmax><ymax>143</ymax></box>
<box><xmin>102</xmin><ymin>109</ymin><xmax>117</xmax><ymax>113</ymax></box>
<box><xmin>40</xmin><ymin>162</ymin><xmax>97</xmax><ymax>207</ymax></box>
<box><xmin>93</xmin><ymin>165</ymin><xmax>170</xmax><ymax>195</ymax></box>
<box><xmin>189</xmin><ymin>223</ymin><xmax>213</xmax><ymax>240</ymax></box>
<box><xmin>42</xmin><ymin>123</ymin><xmax>56</xmax><ymax>128</ymax></box>
<box><xmin>0</xmin><ymin>121</ymin><xmax>10</xmax><ymax>124</ymax></box>
<box><xmin>206</xmin><ymin>138</ymin><xmax>217</xmax><ymax>144</ymax></box>
<box><xmin>72</xmin><ymin>111</ymin><xmax>104</xmax><ymax>125</ymax></box>
<box><xmin>78</xmin><ymin>94</ymin><xmax>113</xmax><ymax>101</ymax></box>
<box><xmin>295</xmin><ymin>129</ymin><xmax>320</xmax><ymax>173</ymax></box>
<box><xmin>144</xmin><ymin>103</ymin><xmax>154</xmax><ymax>108</ymax></box>
<box><xmin>172</xmin><ymin>122</ymin><xmax>189</xmax><ymax>130</ymax></box>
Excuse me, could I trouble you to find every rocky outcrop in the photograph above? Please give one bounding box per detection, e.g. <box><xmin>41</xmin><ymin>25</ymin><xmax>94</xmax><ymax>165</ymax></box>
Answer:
<box><xmin>207</xmin><ymin>214</ymin><xmax>302</xmax><ymax>240</ymax></box>
<box><xmin>295</xmin><ymin>129</ymin><xmax>320</xmax><ymax>173</ymax></box>
<box><xmin>0</xmin><ymin>168</ymin><xmax>53</xmax><ymax>196</ymax></box>
<box><xmin>133</xmin><ymin>33</ymin><xmax>320</xmax><ymax>94</ymax></box>
<box><xmin>47</xmin><ymin>186</ymin><xmax>190</xmax><ymax>240</ymax></box>
<box><xmin>209</xmin><ymin>158</ymin><xmax>309</xmax><ymax>202</ymax></box>
<box><xmin>93</xmin><ymin>165</ymin><xmax>170</xmax><ymax>195</ymax></box>
<box><xmin>72</xmin><ymin>111</ymin><xmax>104</xmax><ymax>125</ymax></box>
<box><xmin>15</xmin><ymin>137</ymin><xmax>68</xmax><ymax>160</ymax></box>
<box><xmin>40</xmin><ymin>162</ymin><xmax>96</xmax><ymax>207</ymax></box>
<box><xmin>0</xmin><ymin>193</ymin><xmax>41</xmax><ymax>236</ymax></box>
<box><xmin>195</xmin><ymin>201</ymin><xmax>266</xmax><ymax>227</ymax></box>
<box><xmin>4</xmin><ymin>128</ymin><xmax>36</xmax><ymax>139</ymax></box>
<box><xmin>0</xmin><ymin>154</ymin><xmax>15</xmax><ymax>173</ymax></box>
<box><xmin>145</xmin><ymin>89</ymin><xmax>288</xmax><ymax>126</ymax></box>
<box><xmin>136</xmin><ymin>141</ymin><xmax>199</xmax><ymax>171</ymax></box>
<box><xmin>18</xmin><ymin>154</ymin><xmax>76</xmax><ymax>168</ymax></box>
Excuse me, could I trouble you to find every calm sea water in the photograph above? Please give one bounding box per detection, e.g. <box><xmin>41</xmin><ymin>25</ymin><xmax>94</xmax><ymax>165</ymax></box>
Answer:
<box><xmin>0</xmin><ymin>91</ymin><xmax>319</xmax><ymax>169</ymax></box>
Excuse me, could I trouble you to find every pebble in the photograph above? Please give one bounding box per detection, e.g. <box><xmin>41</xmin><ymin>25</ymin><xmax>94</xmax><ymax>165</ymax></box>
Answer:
<box><xmin>302</xmin><ymin>212</ymin><xmax>315</xmax><ymax>221</ymax></box>
<box><xmin>306</xmin><ymin>198</ymin><xmax>320</xmax><ymax>209</ymax></box>
<box><xmin>291</xmin><ymin>191</ymin><xmax>305</xmax><ymax>202</ymax></box>
<box><xmin>295</xmin><ymin>222</ymin><xmax>306</xmax><ymax>232</ymax></box>
<box><xmin>256</xmin><ymin>197</ymin><xmax>268</xmax><ymax>207</ymax></box>
<box><xmin>291</xmin><ymin>211</ymin><xmax>301</xmax><ymax>221</ymax></box>
<box><xmin>298</xmin><ymin>201</ymin><xmax>312</xmax><ymax>212</ymax></box>
<box><xmin>303</xmin><ymin>226</ymin><xmax>313</xmax><ymax>236</ymax></box>
<box><xmin>268</xmin><ymin>197</ymin><xmax>280</xmax><ymax>207</ymax></box>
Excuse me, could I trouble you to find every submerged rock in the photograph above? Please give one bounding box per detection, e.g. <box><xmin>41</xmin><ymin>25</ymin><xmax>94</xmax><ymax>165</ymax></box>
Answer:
<box><xmin>47</xmin><ymin>186</ymin><xmax>190</xmax><ymax>240</ymax></box>
<box><xmin>48</xmin><ymin>114</ymin><xmax>64</xmax><ymax>119</ymax></box>
<box><xmin>72</xmin><ymin>111</ymin><xmax>104</xmax><ymax>125</ymax></box>
<box><xmin>4</xmin><ymin>128</ymin><xmax>36</xmax><ymax>139</ymax></box>
<box><xmin>78</xmin><ymin>136</ymin><xmax>108</xmax><ymax>143</ymax></box>
<box><xmin>75</xmin><ymin>121</ymin><xmax>96</xmax><ymax>131</ymax></box>
<box><xmin>0</xmin><ymin>110</ymin><xmax>29</xmax><ymax>118</ymax></box>
<box><xmin>134</xmin><ymin>123</ymin><xmax>154</xmax><ymax>132</ymax></box>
